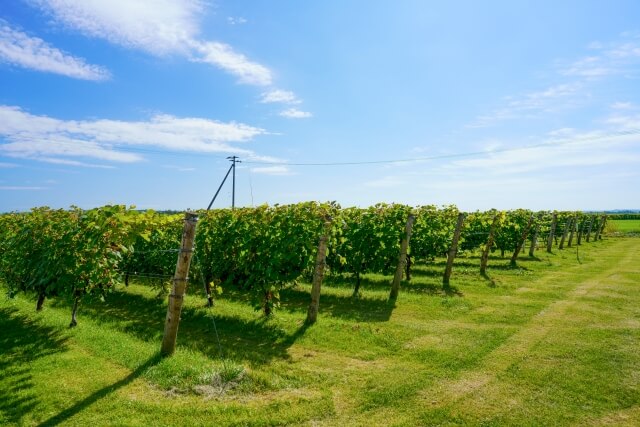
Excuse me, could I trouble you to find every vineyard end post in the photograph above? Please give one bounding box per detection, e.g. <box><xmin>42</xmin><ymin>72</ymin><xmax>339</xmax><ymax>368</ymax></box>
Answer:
<box><xmin>390</xmin><ymin>214</ymin><xmax>415</xmax><ymax>301</ymax></box>
<box><xmin>161</xmin><ymin>211</ymin><xmax>198</xmax><ymax>357</ymax></box>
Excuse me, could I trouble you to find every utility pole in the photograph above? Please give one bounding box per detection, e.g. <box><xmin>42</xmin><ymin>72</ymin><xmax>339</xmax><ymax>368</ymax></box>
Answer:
<box><xmin>206</xmin><ymin>156</ymin><xmax>241</xmax><ymax>210</ymax></box>
<box><xmin>227</xmin><ymin>156</ymin><xmax>241</xmax><ymax>210</ymax></box>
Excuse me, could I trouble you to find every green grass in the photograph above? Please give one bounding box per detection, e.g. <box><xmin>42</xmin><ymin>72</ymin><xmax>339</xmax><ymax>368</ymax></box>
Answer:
<box><xmin>610</xmin><ymin>219</ymin><xmax>640</xmax><ymax>234</ymax></box>
<box><xmin>1</xmin><ymin>237</ymin><xmax>640</xmax><ymax>426</ymax></box>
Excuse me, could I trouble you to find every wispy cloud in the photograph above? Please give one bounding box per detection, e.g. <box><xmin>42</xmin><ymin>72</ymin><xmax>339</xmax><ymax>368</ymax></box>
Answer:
<box><xmin>227</xmin><ymin>17</ymin><xmax>247</xmax><ymax>25</ymax></box>
<box><xmin>163</xmin><ymin>165</ymin><xmax>196</xmax><ymax>172</ymax></box>
<box><xmin>0</xmin><ymin>20</ymin><xmax>109</xmax><ymax>80</ymax></box>
<box><xmin>28</xmin><ymin>0</ymin><xmax>272</xmax><ymax>85</ymax></box>
<box><xmin>449</xmin><ymin>129</ymin><xmax>640</xmax><ymax>175</ymax></box>
<box><xmin>260</xmin><ymin>89</ymin><xmax>301</xmax><ymax>104</ymax></box>
<box><xmin>250</xmin><ymin>165</ymin><xmax>293</xmax><ymax>175</ymax></box>
<box><xmin>611</xmin><ymin>101</ymin><xmax>634</xmax><ymax>110</ymax></box>
<box><xmin>190</xmin><ymin>41</ymin><xmax>271</xmax><ymax>86</ymax></box>
<box><xmin>279</xmin><ymin>108</ymin><xmax>313</xmax><ymax>119</ymax></box>
<box><xmin>605</xmin><ymin>112</ymin><xmax>640</xmax><ymax>129</ymax></box>
<box><xmin>360</xmin><ymin>124</ymin><xmax>640</xmax><ymax>197</ymax></box>
<box><xmin>364</xmin><ymin>175</ymin><xmax>408</xmax><ymax>189</ymax></box>
<box><xmin>558</xmin><ymin>56</ymin><xmax>616</xmax><ymax>78</ymax></box>
<box><xmin>0</xmin><ymin>105</ymin><xmax>267</xmax><ymax>164</ymax></box>
<box><xmin>469</xmin><ymin>34</ymin><xmax>640</xmax><ymax>128</ymax></box>
<box><xmin>0</xmin><ymin>186</ymin><xmax>47</xmax><ymax>190</ymax></box>
<box><xmin>469</xmin><ymin>83</ymin><xmax>583</xmax><ymax>127</ymax></box>
<box><xmin>0</xmin><ymin>162</ymin><xmax>18</xmax><ymax>168</ymax></box>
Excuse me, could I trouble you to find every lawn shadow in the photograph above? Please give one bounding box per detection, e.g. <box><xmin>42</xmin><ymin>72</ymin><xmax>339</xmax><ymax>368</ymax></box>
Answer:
<box><xmin>0</xmin><ymin>307</ymin><xmax>69</xmax><ymax>425</ymax></box>
<box><xmin>39</xmin><ymin>354</ymin><xmax>162</xmax><ymax>427</ymax></box>
<box><xmin>480</xmin><ymin>272</ymin><xmax>497</xmax><ymax>288</ymax></box>
<box><xmin>279</xmin><ymin>287</ymin><xmax>395</xmax><ymax>322</ymax></box>
<box><xmin>322</xmin><ymin>274</ymin><xmax>394</xmax><ymax>292</ymax></box>
<box><xmin>402</xmin><ymin>281</ymin><xmax>464</xmax><ymax>297</ymax></box>
<box><xmin>57</xmin><ymin>288</ymin><xmax>309</xmax><ymax>366</ymax></box>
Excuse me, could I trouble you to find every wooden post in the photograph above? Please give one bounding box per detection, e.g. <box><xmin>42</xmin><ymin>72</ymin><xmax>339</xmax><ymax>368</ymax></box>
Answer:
<box><xmin>598</xmin><ymin>215</ymin><xmax>607</xmax><ymax>240</ymax></box>
<box><xmin>390</xmin><ymin>214</ymin><xmax>415</xmax><ymax>300</ymax></box>
<box><xmin>161</xmin><ymin>212</ymin><xmax>198</xmax><ymax>357</ymax></box>
<box><xmin>546</xmin><ymin>212</ymin><xmax>557</xmax><ymax>253</ymax></box>
<box><xmin>443</xmin><ymin>213</ymin><xmax>465</xmax><ymax>288</ymax></box>
<box><xmin>306</xmin><ymin>218</ymin><xmax>332</xmax><ymax>324</ymax></box>
<box><xmin>577</xmin><ymin>218</ymin><xmax>585</xmax><ymax>245</ymax></box>
<box><xmin>480</xmin><ymin>214</ymin><xmax>499</xmax><ymax>275</ymax></box>
<box><xmin>594</xmin><ymin>215</ymin><xmax>606</xmax><ymax>241</ymax></box>
<box><xmin>586</xmin><ymin>215</ymin><xmax>595</xmax><ymax>242</ymax></box>
<box><xmin>510</xmin><ymin>215</ymin><xmax>534</xmax><ymax>266</ymax></box>
<box><xmin>528</xmin><ymin>224</ymin><xmax>539</xmax><ymax>257</ymax></box>
<box><xmin>567</xmin><ymin>215</ymin><xmax>577</xmax><ymax>247</ymax></box>
<box><xmin>558</xmin><ymin>218</ymin><xmax>572</xmax><ymax>250</ymax></box>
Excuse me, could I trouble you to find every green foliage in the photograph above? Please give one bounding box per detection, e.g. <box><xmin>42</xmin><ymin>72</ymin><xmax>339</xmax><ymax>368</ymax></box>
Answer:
<box><xmin>327</xmin><ymin>203</ymin><xmax>412</xmax><ymax>283</ymax></box>
<box><xmin>196</xmin><ymin>202</ymin><xmax>337</xmax><ymax>314</ymax></box>
<box><xmin>411</xmin><ymin>205</ymin><xmax>460</xmax><ymax>260</ymax></box>
<box><xmin>494</xmin><ymin>209</ymin><xmax>534</xmax><ymax>254</ymax></box>
<box><xmin>0</xmin><ymin>203</ymin><xmax>605</xmax><ymax>319</ymax></box>
<box><xmin>0</xmin><ymin>206</ymin><xmax>149</xmax><ymax>322</ymax></box>
<box><xmin>460</xmin><ymin>209</ymin><xmax>505</xmax><ymax>252</ymax></box>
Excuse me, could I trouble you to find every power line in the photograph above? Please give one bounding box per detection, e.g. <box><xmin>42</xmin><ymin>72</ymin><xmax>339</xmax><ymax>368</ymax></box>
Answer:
<box><xmin>2</xmin><ymin>128</ymin><xmax>639</xmax><ymax>166</ymax></box>
<box><xmin>241</xmin><ymin>128</ymin><xmax>640</xmax><ymax>166</ymax></box>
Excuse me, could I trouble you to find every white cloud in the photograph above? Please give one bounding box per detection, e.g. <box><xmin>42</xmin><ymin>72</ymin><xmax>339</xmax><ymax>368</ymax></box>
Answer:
<box><xmin>260</xmin><ymin>89</ymin><xmax>301</xmax><ymax>104</ymax></box>
<box><xmin>0</xmin><ymin>186</ymin><xmax>47</xmax><ymax>190</ymax></box>
<box><xmin>163</xmin><ymin>165</ymin><xmax>195</xmax><ymax>172</ymax></box>
<box><xmin>28</xmin><ymin>0</ymin><xmax>273</xmax><ymax>85</ymax></box>
<box><xmin>250</xmin><ymin>165</ymin><xmax>293</xmax><ymax>175</ymax></box>
<box><xmin>28</xmin><ymin>0</ymin><xmax>202</xmax><ymax>55</ymax></box>
<box><xmin>0</xmin><ymin>162</ymin><xmax>18</xmax><ymax>168</ymax></box>
<box><xmin>608</xmin><ymin>42</ymin><xmax>640</xmax><ymax>59</ymax></box>
<box><xmin>190</xmin><ymin>41</ymin><xmax>271</xmax><ymax>86</ymax></box>
<box><xmin>449</xmin><ymin>130</ymin><xmax>640</xmax><ymax>175</ymax></box>
<box><xmin>611</xmin><ymin>102</ymin><xmax>634</xmax><ymax>110</ymax></box>
<box><xmin>469</xmin><ymin>83</ymin><xmax>582</xmax><ymax>127</ymax></box>
<box><xmin>279</xmin><ymin>108</ymin><xmax>313</xmax><ymax>119</ymax></box>
<box><xmin>557</xmin><ymin>38</ymin><xmax>640</xmax><ymax>78</ymax></box>
<box><xmin>227</xmin><ymin>17</ymin><xmax>247</xmax><ymax>25</ymax></box>
<box><xmin>364</xmin><ymin>175</ymin><xmax>408</xmax><ymax>189</ymax></box>
<box><xmin>605</xmin><ymin>113</ymin><xmax>640</xmax><ymax>129</ymax></box>
<box><xmin>559</xmin><ymin>56</ymin><xmax>615</xmax><ymax>78</ymax></box>
<box><xmin>0</xmin><ymin>105</ymin><xmax>267</xmax><ymax>164</ymax></box>
<box><xmin>0</xmin><ymin>21</ymin><xmax>109</xmax><ymax>80</ymax></box>
<box><xmin>470</xmin><ymin>35</ymin><xmax>640</xmax><ymax>128</ymax></box>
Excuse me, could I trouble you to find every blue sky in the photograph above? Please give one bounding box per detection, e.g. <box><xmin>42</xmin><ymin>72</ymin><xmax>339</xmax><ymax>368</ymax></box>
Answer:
<box><xmin>1</xmin><ymin>0</ymin><xmax>640</xmax><ymax>212</ymax></box>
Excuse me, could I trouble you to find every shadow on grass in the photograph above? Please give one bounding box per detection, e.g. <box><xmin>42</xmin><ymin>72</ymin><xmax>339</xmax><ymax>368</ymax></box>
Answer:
<box><xmin>52</xmin><ymin>290</ymin><xmax>307</xmax><ymax>366</ymax></box>
<box><xmin>322</xmin><ymin>274</ymin><xmax>394</xmax><ymax>292</ymax></box>
<box><xmin>39</xmin><ymin>354</ymin><xmax>162</xmax><ymax>427</ymax></box>
<box><xmin>279</xmin><ymin>287</ymin><xmax>395</xmax><ymax>322</ymax></box>
<box><xmin>0</xmin><ymin>307</ymin><xmax>69</xmax><ymax>425</ymax></box>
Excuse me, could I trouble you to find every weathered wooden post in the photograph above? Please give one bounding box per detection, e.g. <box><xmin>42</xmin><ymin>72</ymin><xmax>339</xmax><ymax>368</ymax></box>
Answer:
<box><xmin>161</xmin><ymin>212</ymin><xmax>198</xmax><ymax>357</ymax></box>
<box><xmin>528</xmin><ymin>224</ymin><xmax>539</xmax><ymax>257</ymax></box>
<box><xmin>559</xmin><ymin>217</ymin><xmax>572</xmax><ymax>250</ymax></box>
<box><xmin>443</xmin><ymin>213</ymin><xmax>465</xmax><ymax>288</ymax></box>
<box><xmin>510</xmin><ymin>215</ymin><xmax>534</xmax><ymax>266</ymax></box>
<box><xmin>390</xmin><ymin>214</ymin><xmax>415</xmax><ymax>300</ymax></box>
<box><xmin>598</xmin><ymin>215</ymin><xmax>607</xmax><ymax>240</ymax></box>
<box><xmin>577</xmin><ymin>217</ymin><xmax>585</xmax><ymax>245</ymax></box>
<box><xmin>567</xmin><ymin>215</ymin><xmax>577</xmax><ymax>247</ymax></box>
<box><xmin>480</xmin><ymin>214</ymin><xmax>500</xmax><ymax>275</ymax></box>
<box><xmin>594</xmin><ymin>215</ymin><xmax>606</xmax><ymax>241</ymax></box>
<box><xmin>586</xmin><ymin>215</ymin><xmax>595</xmax><ymax>242</ymax></box>
<box><xmin>306</xmin><ymin>218</ymin><xmax>332</xmax><ymax>324</ymax></box>
<box><xmin>546</xmin><ymin>212</ymin><xmax>557</xmax><ymax>253</ymax></box>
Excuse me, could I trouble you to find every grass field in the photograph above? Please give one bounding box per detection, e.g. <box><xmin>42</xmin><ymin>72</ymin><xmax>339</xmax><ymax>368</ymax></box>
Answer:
<box><xmin>610</xmin><ymin>219</ymin><xmax>640</xmax><ymax>234</ymax></box>
<box><xmin>2</xmin><ymin>237</ymin><xmax>639</xmax><ymax>426</ymax></box>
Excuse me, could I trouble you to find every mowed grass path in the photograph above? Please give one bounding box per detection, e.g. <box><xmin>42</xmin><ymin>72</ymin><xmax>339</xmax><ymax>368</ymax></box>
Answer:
<box><xmin>610</xmin><ymin>219</ymin><xmax>640</xmax><ymax>234</ymax></box>
<box><xmin>1</xmin><ymin>237</ymin><xmax>639</xmax><ymax>426</ymax></box>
